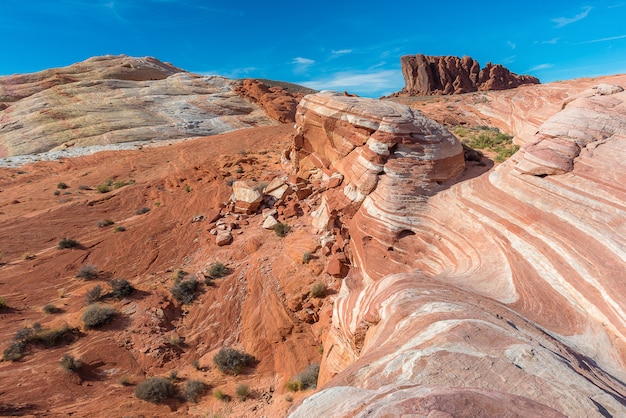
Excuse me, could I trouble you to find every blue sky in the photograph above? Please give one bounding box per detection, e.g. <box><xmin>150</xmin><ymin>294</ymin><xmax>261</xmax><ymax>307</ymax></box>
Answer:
<box><xmin>1</xmin><ymin>1</ymin><xmax>626</xmax><ymax>97</ymax></box>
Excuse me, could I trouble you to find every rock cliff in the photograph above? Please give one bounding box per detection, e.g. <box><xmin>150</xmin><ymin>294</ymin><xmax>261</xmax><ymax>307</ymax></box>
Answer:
<box><xmin>290</xmin><ymin>88</ymin><xmax>626</xmax><ymax>416</ymax></box>
<box><xmin>397</xmin><ymin>54</ymin><xmax>539</xmax><ymax>96</ymax></box>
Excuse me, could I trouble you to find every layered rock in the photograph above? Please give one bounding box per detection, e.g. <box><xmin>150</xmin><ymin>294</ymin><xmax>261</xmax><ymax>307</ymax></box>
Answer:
<box><xmin>290</xmin><ymin>86</ymin><xmax>626</xmax><ymax>416</ymax></box>
<box><xmin>233</xmin><ymin>79</ymin><xmax>304</xmax><ymax>123</ymax></box>
<box><xmin>397</xmin><ymin>54</ymin><xmax>539</xmax><ymax>96</ymax></box>
<box><xmin>0</xmin><ymin>55</ymin><xmax>281</xmax><ymax>157</ymax></box>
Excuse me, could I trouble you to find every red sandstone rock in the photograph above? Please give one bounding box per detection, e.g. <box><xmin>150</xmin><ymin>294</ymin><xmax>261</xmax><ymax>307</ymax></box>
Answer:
<box><xmin>233</xmin><ymin>79</ymin><xmax>303</xmax><ymax>123</ymax></box>
<box><xmin>326</xmin><ymin>253</ymin><xmax>349</xmax><ymax>278</ymax></box>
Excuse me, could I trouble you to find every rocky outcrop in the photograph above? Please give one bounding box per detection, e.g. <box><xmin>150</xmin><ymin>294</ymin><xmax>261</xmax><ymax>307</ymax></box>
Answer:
<box><xmin>0</xmin><ymin>55</ymin><xmax>280</xmax><ymax>157</ymax></box>
<box><xmin>233</xmin><ymin>79</ymin><xmax>303</xmax><ymax>123</ymax></box>
<box><xmin>290</xmin><ymin>87</ymin><xmax>626</xmax><ymax>417</ymax></box>
<box><xmin>397</xmin><ymin>54</ymin><xmax>539</xmax><ymax>96</ymax></box>
<box><xmin>516</xmin><ymin>84</ymin><xmax>626</xmax><ymax>175</ymax></box>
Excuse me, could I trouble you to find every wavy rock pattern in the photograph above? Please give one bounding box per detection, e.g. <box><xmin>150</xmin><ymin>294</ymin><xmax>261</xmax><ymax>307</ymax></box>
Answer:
<box><xmin>0</xmin><ymin>55</ymin><xmax>277</xmax><ymax>157</ymax></box>
<box><xmin>290</xmin><ymin>89</ymin><xmax>626</xmax><ymax>416</ymax></box>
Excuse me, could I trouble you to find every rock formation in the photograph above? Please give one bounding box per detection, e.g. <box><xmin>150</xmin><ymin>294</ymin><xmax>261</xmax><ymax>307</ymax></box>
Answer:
<box><xmin>233</xmin><ymin>79</ymin><xmax>304</xmax><ymax>123</ymax></box>
<box><xmin>0</xmin><ymin>55</ymin><xmax>286</xmax><ymax>157</ymax></box>
<box><xmin>397</xmin><ymin>54</ymin><xmax>539</xmax><ymax>96</ymax></box>
<box><xmin>289</xmin><ymin>88</ymin><xmax>626</xmax><ymax>416</ymax></box>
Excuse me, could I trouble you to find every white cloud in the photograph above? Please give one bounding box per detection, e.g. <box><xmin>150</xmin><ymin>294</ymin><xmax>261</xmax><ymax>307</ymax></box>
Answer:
<box><xmin>576</xmin><ymin>34</ymin><xmax>626</xmax><ymax>44</ymax></box>
<box><xmin>298</xmin><ymin>70</ymin><xmax>404</xmax><ymax>97</ymax></box>
<box><xmin>291</xmin><ymin>57</ymin><xmax>315</xmax><ymax>65</ymax></box>
<box><xmin>501</xmin><ymin>55</ymin><xmax>516</xmax><ymax>65</ymax></box>
<box><xmin>528</xmin><ymin>63</ymin><xmax>554</xmax><ymax>72</ymax></box>
<box><xmin>552</xmin><ymin>6</ymin><xmax>592</xmax><ymax>28</ymax></box>
<box><xmin>331</xmin><ymin>49</ymin><xmax>353</xmax><ymax>56</ymax></box>
<box><xmin>507</xmin><ymin>41</ymin><xmax>516</xmax><ymax>50</ymax></box>
<box><xmin>541</xmin><ymin>37</ymin><xmax>560</xmax><ymax>45</ymax></box>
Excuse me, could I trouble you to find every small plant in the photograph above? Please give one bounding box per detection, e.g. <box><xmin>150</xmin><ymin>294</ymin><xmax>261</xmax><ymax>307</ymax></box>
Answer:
<box><xmin>185</xmin><ymin>379</ymin><xmax>206</xmax><ymax>403</ymax></box>
<box><xmin>135</xmin><ymin>377</ymin><xmax>173</xmax><ymax>403</ymax></box>
<box><xmin>114</xmin><ymin>225</ymin><xmax>126</xmax><ymax>232</ymax></box>
<box><xmin>213</xmin><ymin>347</ymin><xmax>254</xmax><ymax>375</ymax></box>
<box><xmin>184</xmin><ymin>184</ymin><xmax>192</xmax><ymax>192</ymax></box>
<box><xmin>59</xmin><ymin>354</ymin><xmax>83</xmax><ymax>372</ymax></box>
<box><xmin>54</xmin><ymin>190</ymin><xmax>61</xmax><ymax>196</ymax></box>
<box><xmin>235</xmin><ymin>166</ymin><xmax>244</xmax><ymax>174</ymax></box>
<box><xmin>78</xmin><ymin>185</ymin><xmax>91</xmax><ymax>190</ymax></box>
<box><xmin>170</xmin><ymin>279</ymin><xmax>198</xmax><ymax>304</ymax></box>
<box><xmin>96</xmin><ymin>184</ymin><xmax>111</xmax><ymax>193</ymax></box>
<box><xmin>273</xmin><ymin>222</ymin><xmax>290</xmax><ymax>238</ymax></box>
<box><xmin>109</xmin><ymin>278</ymin><xmax>134</xmax><ymax>298</ymax></box>
<box><xmin>168</xmin><ymin>370</ymin><xmax>179</xmax><ymax>381</ymax></box>
<box><xmin>82</xmin><ymin>304</ymin><xmax>116</xmax><ymax>329</ymax></box>
<box><xmin>173</xmin><ymin>269</ymin><xmax>188</xmax><ymax>281</ymax></box>
<box><xmin>192</xmin><ymin>359</ymin><xmax>201</xmax><ymax>370</ymax></box>
<box><xmin>76</xmin><ymin>264</ymin><xmax>98</xmax><ymax>280</ymax></box>
<box><xmin>302</xmin><ymin>252</ymin><xmax>312</xmax><ymax>264</ymax></box>
<box><xmin>113</xmin><ymin>180</ymin><xmax>131</xmax><ymax>189</ymax></box>
<box><xmin>3</xmin><ymin>342</ymin><xmax>26</xmax><ymax>361</ymax></box>
<box><xmin>0</xmin><ymin>297</ymin><xmax>6</xmax><ymax>310</ymax></box>
<box><xmin>135</xmin><ymin>207</ymin><xmax>150</xmax><ymax>215</ymax></box>
<box><xmin>207</xmin><ymin>262</ymin><xmax>229</xmax><ymax>279</ymax></box>
<box><xmin>310</xmin><ymin>282</ymin><xmax>327</xmax><ymax>298</ymax></box>
<box><xmin>214</xmin><ymin>389</ymin><xmax>230</xmax><ymax>402</ymax></box>
<box><xmin>284</xmin><ymin>380</ymin><xmax>302</xmax><ymax>392</ymax></box>
<box><xmin>285</xmin><ymin>364</ymin><xmax>320</xmax><ymax>392</ymax></box>
<box><xmin>154</xmin><ymin>201</ymin><xmax>161</xmax><ymax>207</ymax></box>
<box><xmin>236</xmin><ymin>383</ymin><xmax>250</xmax><ymax>401</ymax></box>
<box><xmin>43</xmin><ymin>304</ymin><xmax>61</xmax><ymax>314</ymax></box>
<box><xmin>119</xmin><ymin>375</ymin><xmax>132</xmax><ymax>386</ymax></box>
<box><xmin>57</xmin><ymin>182</ymin><xmax>69</xmax><ymax>189</ymax></box>
<box><xmin>97</xmin><ymin>219</ymin><xmax>114</xmax><ymax>227</ymax></box>
<box><xmin>86</xmin><ymin>285</ymin><xmax>103</xmax><ymax>304</ymax></box>
<box><xmin>58</xmin><ymin>237</ymin><xmax>80</xmax><ymax>249</ymax></box>
<box><xmin>22</xmin><ymin>252</ymin><xmax>35</xmax><ymax>260</ymax></box>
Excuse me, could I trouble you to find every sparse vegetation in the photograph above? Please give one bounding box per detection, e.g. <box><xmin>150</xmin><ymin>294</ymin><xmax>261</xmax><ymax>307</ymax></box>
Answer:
<box><xmin>76</xmin><ymin>264</ymin><xmax>98</xmax><ymax>280</ymax></box>
<box><xmin>82</xmin><ymin>304</ymin><xmax>116</xmax><ymax>329</ymax></box>
<box><xmin>185</xmin><ymin>379</ymin><xmax>206</xmax><ymax>403</ymax></box>
<box><xmin>3</xmin><ymin>342</ymin><xmax>26</xmax><ymax>361</ymax></box>
<box><xmin>453</xmin><ymin>125</ymin><xmax>519</xmax><ymax>163</ymax></box>
<box><xmin>236</xmin><ymin>384</ymin><xmax>250</xmax><ymax>401</ymax></box>
<box><xmin>113</xmin><ymin>179</ymin><xmax>134</xmax><ymax>189</ymax></box>
<box><xmin>86</xmin><ymin>285</ymin><xmax>103</xmax><ymax>303</ymax></box>
<box><xmin>285</xmin><ymin>363</ymin><xmax>320</xmax><ymax>392</ymax></box>
<box><xmin>3</xmin><ymin>325</ymin><xmax>78</xmax><ymax>361</ymax></box>
<box><xmin>213</xmin><ymin>347</ymin><xmax>254</xmax><ymax>375</ymax></box>
<box><xmin>273</xmin><ymin>222</ymin><xmax>290</xmax><ymax>237</ymax></box>
<box><xmin>135</xmin><ymin>207</ymin><xmax>150</xmax><ymax>215</ymax></box>
<box><xmin>173</xmin><ymin>269</ymin><xmax>188</xmax><ymax>281</ymax></box>
<box><xmin>302</xmin><ymin>251</ymin><xmax>312</xmax><ymax>264</ymax></box>
<box><xmin>97</xmin><ymin>219</ymin><xmax>114</xmax><ymax>227</ymax></box>
<box><xmin>310</xmin><ymin>282</ymin><xmax>327</xmax><ymax>298</ymax></box>
<box><xmin>109</xmin><ymin>278</ymin><xmax>134</xmax><ymax>298</ymax></box>
<box><xmin>119</xmin><ymin>375</ymin><xmax>132</xmax><ymax>386</ymax></box>
<box><xmin>59</xmin><ymin>354</ymin><xmax>83</xmax><ymax>372</ymax></box>
<box><xmin>170</xmin><ymin>278</ymin><xmax>198</xmax><ymax>304</ymax></box>
<box><xmin>214</xmin><ymin>389</ymin><xmax>230</xmax><ymax>402</ymax></box>
<box><xmin>43</xmin><ymin>304</ymin><xmax>61</xmax><ymax>314</ymax></box>
<box><xmin>114</xmin><ymin>225</ymin><xmax>126</xmax><ymax>232</ymax></box>
<box><xmin>54</xmin><ymin>190</ymin><xmax>61</xmax><ymax>196</ymax></box>
<box><xmin>184</xmin><ymin>184</ymin><xmax>192</xmax><ymax>192</ymax></box>
<box><xmin>207</xmin><ymin>262</ymin><xmax>229</xmax><ymax>279</ymax></box>
<box><xmin>192</xmin><ymin>359</ymin><xmax>201</xmax><ymax>370</ymax></box>
<box><xmin>58</xmin><ymin>237</ymin><xmax>80</xmax><ymax>249</ymax></box>
<box><xmin>57</xmin><ymin>182</ymin><xmax>69</xmax><ymax>189</ymax></box>
<box><xmin>135</xmin><ymin>377</ymin><xmax>174</xmax><ymax>403</ymax></box>
<box><xmin>96</xmin><ymin>184</ymin><xmax>111</xmax><ymax>193</ymax></box>
<box><xmin>0</xmin><ymin>297</ymin><xmax>6</xmax><ymax>310</ymax></box>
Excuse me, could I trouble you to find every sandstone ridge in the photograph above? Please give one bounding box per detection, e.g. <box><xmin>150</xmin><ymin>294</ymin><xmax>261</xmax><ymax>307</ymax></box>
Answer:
<box><xmin>397</xmin><ymin>54</ymin><xmax>540</xmax><ymax>96</ymax></box>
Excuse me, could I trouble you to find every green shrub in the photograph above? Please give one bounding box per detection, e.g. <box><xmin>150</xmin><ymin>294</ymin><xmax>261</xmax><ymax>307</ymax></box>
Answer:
<box><xmin>0</xmin><ymin>297</ymin><xmax>6</xmax><ymax>310</ymax></box>
<box><xmin>207</xmin><ymin>262</ymin><xmax>229</xmax><ymax>279</ymax></box>
<box><xmin>86</xmin><ymin>285</ymin><xmax>103</xmax><ymax>304</ymax></box>
<box><xmin>57</xmin><ymin>182</ymin><xmax>69</xmax><ymax>189</ymax></box>
<box><xmin>214</xmin><ymin>388</ymin><xmax>230</xmax><ymax>402</ymax></box>
<box><xmin>114</xmin><ymin>225</ymin><xmax>126</xmax><ymax>232</ymax></box>
<box><xmin>96</xmin><ymin>184</ymin><xmax>111</xmax><ymax>193</ymax></box>
<box><xmin>30</xmin><ymin>326</ymin><xmax>76</xmax><ymax>347</ymax></box>
<box><xmin>59</xmin><ymin>354</ymin><xmax>83</xmax><ymax>372</ymax></box>
<box><xmin>82</xmin><ymin>304</ymin><xmax>116</xmax><ymax>329</ymax></box>
<box><xmin>135</xmin><ymin>377</ymin><xmax>173</xmax><ymax>403</ymax></box>
<box><xmin>184</xmin><ymin>184</ymin><xmax>192</xmax><ymax>192</ymax></box>
<box><xmin>135</xmin><ymin>207</ymin><xmax>150</xmax><ymax>215</ymax></box>
<box><xmin>58</xmin><ymin>237</ymin><xmax>80</xmax><ymax>249</ymax></box>
<box><xmin>109</xmin><ymin>279</ymin><xmax>134</xmax><ymax>298</ymax></box>
<box><xmin>113</xmin><ymin>180</ymin><xmax>133</xmax><ymax>189</ymax></box>
<box><xmin>302</xmin><ymin>252</ymin><xmax>312</xmax><ymax>264</ymax></box>
<box><xmin>97</xmin><ymin>219</ymin><xmax>114</xmax><ymax>227</ymax></box>
<box><xmin>236</xmin><ymin>383</ymin><xmax>250</xmax><ymax>401</ymax></box>
<box><xmin>310</xmin><ymin>282</ymin><xmax>327</xmax><ymax>298</ymax></box>
<box><xmin>213</xmin><ymin>347</ymin><xmax>254</xmax><ymax>375</ymax></box>
<box><xmin>184</xmin><ymin>379</ymin><xmax>206</xmax><ymax>403</ymax></box>
<box><xmin>43</xmin><ymin>304</ymin><xmax>61</xmax><ymax>314</ymax></box>
<box><xmin>3</xmin><ymin>342</ymin><xmax>26</xmax><ymax>361</ymax></box>
<box><xmin>285</xmin><ymin>379</ymin><xmax>302</xmax><ymax>392</ymax></box>
<box><xmin>119</xmin><ymin>375</ymin><xmax>131</xmax><ymax>386</ymax></box>
<box><xmin>273</xmin><ymin>222</ymin><xmax>290</xmax><ymax>237</ymax></box>
<box><xmin>76</xmin><ymin>264</ymin><xmax>98</xmax><ymax>280</ymax></box>
<box><xmin>170</xmin><ymin>279</ymin><xmax>198</xmax><ymax>304</ymax></box>
<box><xmin>285</xmin><ymin>364</ymin><xmax>320</xmax><ymax>391</ymax></box>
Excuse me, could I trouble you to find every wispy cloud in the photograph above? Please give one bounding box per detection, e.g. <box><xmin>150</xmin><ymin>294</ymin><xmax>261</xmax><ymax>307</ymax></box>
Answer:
<box><xmin>292</xmin><ymin>57</ymin><xmax>315</xmax><ymax>65</ymax></box>
<box><xmin>331</xmin><ymin>49</ymin><xmax>353</xmax><ymax>56</ymax></box>
<box><xmin>575</xmin><ymin>34</ymin><xmax>626</xmax><ymax>44</ymax></box>
<box><xmin>299</xmin><ymin>70</ymin><xmax>403</xmax><ymax>97</ymax></box>
<box><xmin>528</xmin><ymin>63</ymin><xmax>554</xmax><ymax>72</ymax></box>
<box><xmin>507</xmin><ymin>41</ymin><xmax>516</xmax><ymax>50</ymax></box>
<box><xmin>501</xmin><ymin>55</ymin><xmax>516</xmax><ymax>65</ymax></box>
<box><xmin>552</xmin><ymin>6</ymin><xmax>592</xmax><ymax>28</ymax></box>
<box><xmin>608</xmin><ymin>3</ymin><xmax>624</xmax><ymax>8</ymax></box>
<box><xmin>541</xmin><ymin>37</ymin><xmax>560</xmax><ymax>45</ymax></box>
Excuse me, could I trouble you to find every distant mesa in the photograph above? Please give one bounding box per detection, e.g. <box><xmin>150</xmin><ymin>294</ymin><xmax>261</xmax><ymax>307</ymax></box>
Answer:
<box><xmin>394</xmin><ymin>54</ymin><xmax>540</xmax><ymax>96</ymax></box>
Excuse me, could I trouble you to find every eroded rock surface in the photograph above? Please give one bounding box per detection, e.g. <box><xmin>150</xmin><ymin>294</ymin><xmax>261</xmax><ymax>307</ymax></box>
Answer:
<box><xmin>0</xmin><ymin>55</ymin><xmax>280</xmax><ymax>157</ymax></box>
<box><xmin>397</xmin><ymin>54</ymin><xmax>539</xmax><ymax>96</ymax></box>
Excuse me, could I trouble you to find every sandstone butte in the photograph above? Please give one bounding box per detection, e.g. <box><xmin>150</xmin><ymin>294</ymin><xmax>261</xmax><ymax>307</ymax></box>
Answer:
<box><xmin>0</xmin><ymin>55</ymin><xmax>625</xmax><ymax>417</ymax></box>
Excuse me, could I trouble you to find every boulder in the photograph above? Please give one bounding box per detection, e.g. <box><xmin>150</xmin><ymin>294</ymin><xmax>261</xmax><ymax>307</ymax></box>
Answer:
<box><xmin>326</xmin><ymin>253</ymin><xmax>349</xmax><ymax>278</ymax></box>
<box><xmin>231</xmin><ymin>181</ymin><xmax>262</xmax><ymax>214</ymax></box>
<box><xmin>263</xmin><ymin>177</ymin><xmax>291</xmax><ymax>200</ymax></box>
<box><xmin>262</xmin><ymin>215</ymin><xmax>279</xmax><ymax>230</ymax></box>
<box><xmin>215</xmin><ymin>230</ymin><xmax>233</xmax><ymax>246</ymax></box>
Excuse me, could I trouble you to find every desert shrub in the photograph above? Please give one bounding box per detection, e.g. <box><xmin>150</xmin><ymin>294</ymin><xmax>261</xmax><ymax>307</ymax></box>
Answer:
<box><xmin>135</xmin><ymin>207</ymin><xmax>150</xmax><ymax>215</ymax></box>
<box><xmin>13</xmin><ymin>327</ymin><xmax>34</xmax><ymax>342</ymax></box>
<box><xmin>173</xmin><ymin>269</ymin><xmax>188</xmax><ymax>280</ymax></box>
<box><xmin>310</xmin><ymin>282</ymin><xmax>327</xmax><ymax>298</ymax></box>
<box><xmin>135</xmin><ymin>377</ymin><xmax>173</xmax><ymax>403</ymax></box>
<box><xmin>214</xmin><ymin>388</ymin><xmax>230</xmax><ymax>402</ymax></box>
<box><xmin>113</xmin><ymin>180</ymin><xmax>133</xmax><ymax>189</ymax></box>
<box><xmin>213</xmin><ymin>347</ymin><xmax>254</xmax><ymax>375</ymax></box>
<box><xmin>302</xmin><ymin>252</ymin><xmax>312</xmax><ymax>264</ymax></box>
<box><xmin>207</xmin><ymin>262</ymin><xmax>229</xmax><ymax>279</ymax></box>
<box><xmin>109</xmin><ymin>279</ymin><xmax>134</xmax><ymax>298</ymax></box>
<box><xmin>78</xmin><ymin>184</ymin><xmax>91</xmax><ymax>190</ymax></box>
<box><xmin>97</xmin><ymin>219</ymin><xmax>114</xmax><ymax>227</ymax></box>
<box><xmin>57</xmin><ymin>182</ymin><xmax>69</xmax><ymax>189</ymax></box>
<box><xmin>119</xmin><ymin>375</ymin><xmax>131</xmax><ymax>386</ymax></box>
<box><xmin>168</xmin><ymin>370</ymin><xmax>179</xmax><ymax>381</ymax></box>
<box><xmin>30</xmin><ymin>326</ymin><xmax>76</xmax><ymax>347</ymax></box>
<box><xmin>273</xmin><ymin>222</ymin><xmax>290</xmax><ymax>237</ymax></box>
<box><xmin>96</xmin><ymin>184</ymin><xmax>111</xmax><ymax>193</ymax></box>
<box><xmin>285</xmin><ymin>364</ymin><xmax>320</xmax><ymax>391</ymax></box>
<box><xmin>114</xmin><ymin>225</ymin><xmax>126</xmax><ymax>232</ymax></box>
<box><xmin>184</xmin><ymin>379</ymin><xmax>206</xmax><ymax>403</ymax></box>
<box><xmin>82</xmin><ymin>304</ymin><xmax>116</xmax><ymax>329</ymax></box>
<box><xmin>0</xmin><ymin>297</ymin><xmax>6</xmax><ymax>310</ymax></box>
<box><xmin>3</xmin><ymin>342</ymin><xmax>26</xmax><ymax>361</ymax></box>
<box><xmin>76</xmin><ymin>264</ymin><xmax>98</xmax><ymax>280</ymax></box>
<box><xmin>458</xmin><ymin>126</ymin><xmax>519</xmax><ymax>163</ymax></box>
<box><xmin>43</xmin><ymin>304</ymin><xmax>61</xmax><ymax>314</ymax></box>
<box><xmin>192</xmin><ymin>359</ymin><xmax>200</xmax><ymax>370</ymax></box>
<box><xmin>236</xmin><ymin>383</ymin><xmax>250</xmax><ymax>401</ymax></box>
<box><xmin>86</xmin><ymin>285</ymin><xmax>103</xmax><ymax>303</ymax></box>
<box><xmin>170</xmin><ymin>279</ymin><xmax>198</xmax><ymax>304</ymax></box>
<box><xmin>58</xmin><ymin>237</ymin><xmax>80</xmax><ymax>249</ymax></box>
<box><xmin>54</xmin><ymin>190</ymin><xmax>61</xmax><ymax>196</ymax></box>
<box><xmin>184</xmin><ymin>184</ymin><xmax>192</xmax><ymax>192</ymax></box>
<box><xmin>59</xmin><ymin>354</ymin><xmax>83</xmax><ymax>372</ymax></box>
